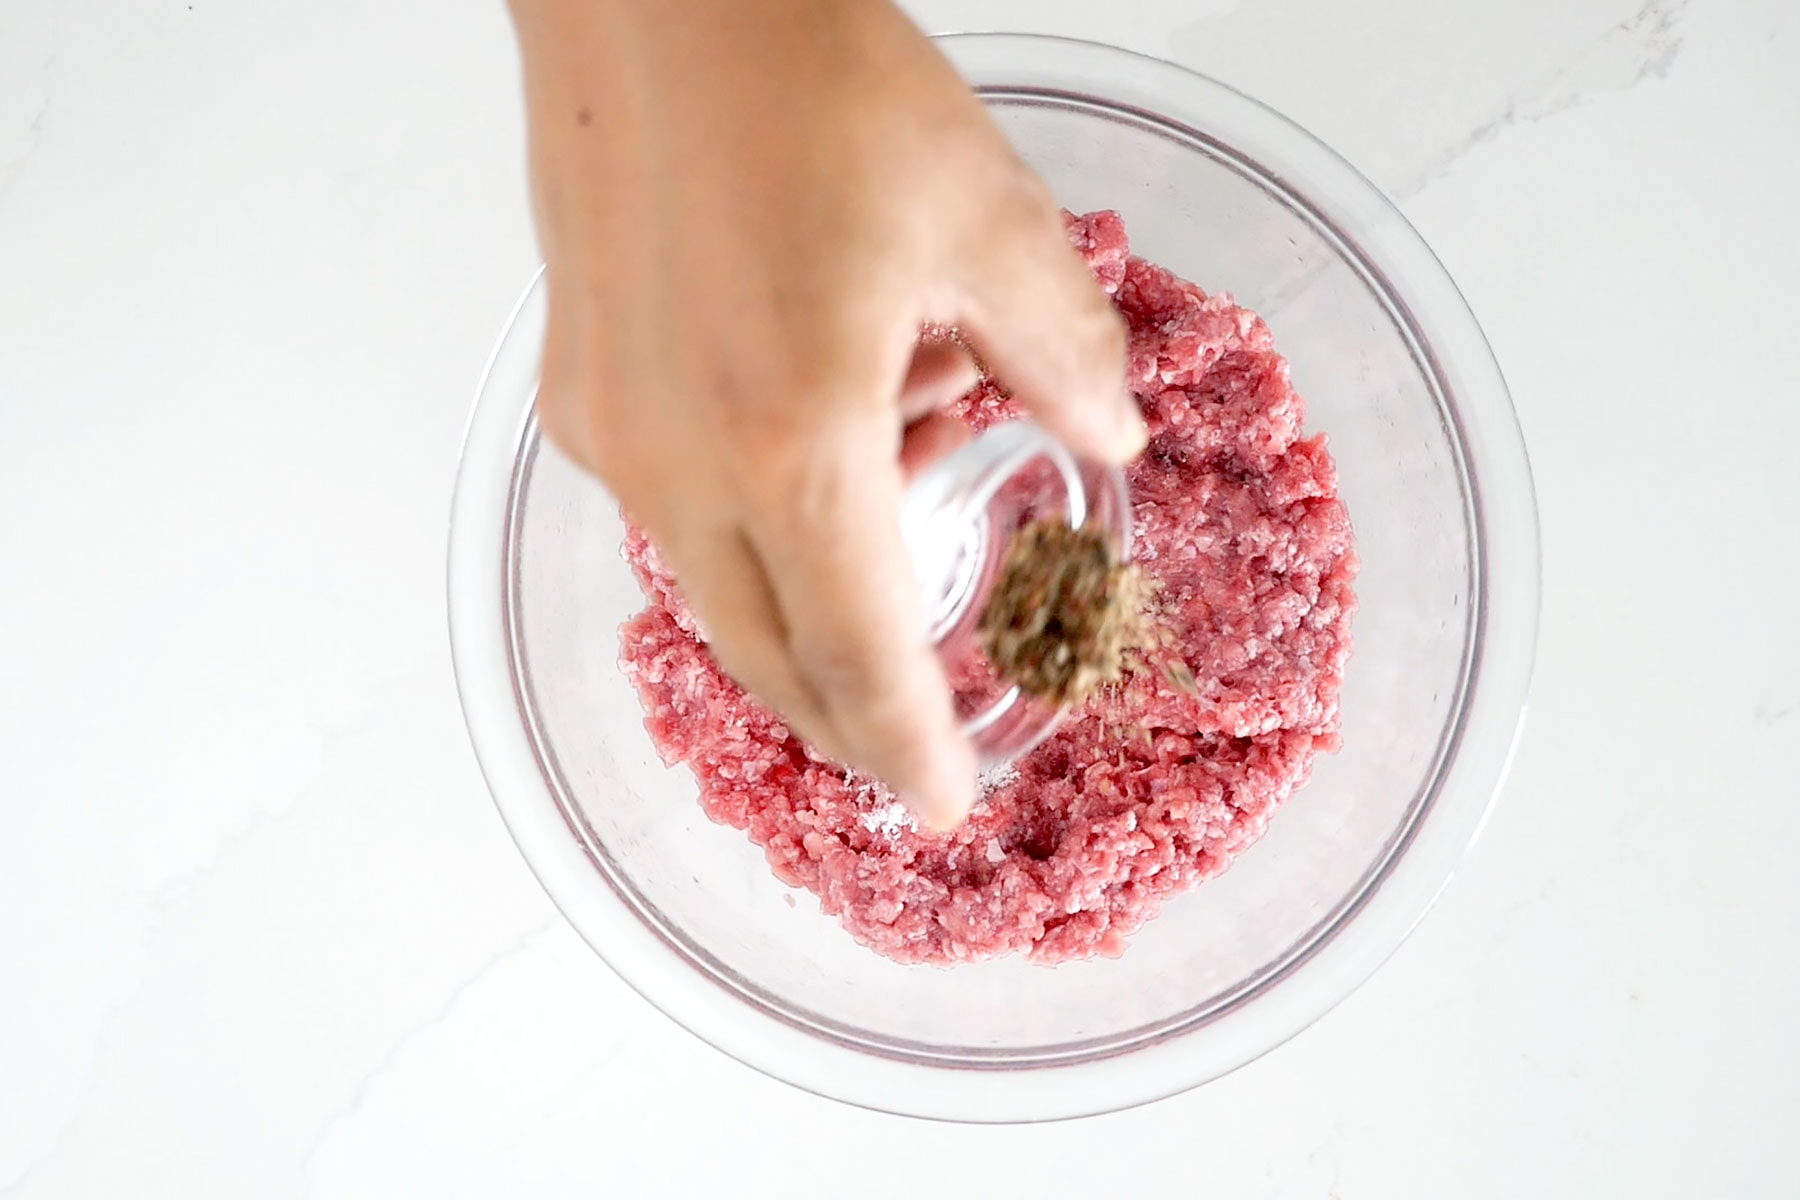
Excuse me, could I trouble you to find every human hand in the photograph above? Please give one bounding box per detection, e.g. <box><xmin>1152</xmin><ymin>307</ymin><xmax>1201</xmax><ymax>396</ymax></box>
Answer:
<box><xmin>509</xmin><ymin>0</ymin><xmax>1144</xmax><ymax>827</ymax></box>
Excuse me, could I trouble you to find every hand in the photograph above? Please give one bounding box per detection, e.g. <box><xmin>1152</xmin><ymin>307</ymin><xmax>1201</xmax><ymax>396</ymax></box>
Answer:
<box><xmin>509</xmin><ymin>0</ymin><xmax>1144</xmax><ymax>827</ymax></box>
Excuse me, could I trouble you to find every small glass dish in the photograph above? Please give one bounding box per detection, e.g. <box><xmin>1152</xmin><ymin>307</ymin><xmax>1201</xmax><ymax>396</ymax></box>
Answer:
<box><xmin>448</xmin><ymin>34</ymin><xmax>1539</xmax><ymax>1121</ymax></box>
<box><xmin>902</xmin><ymin>418</ymin><xmax>1132</xmax><ymax>768</ymax></box>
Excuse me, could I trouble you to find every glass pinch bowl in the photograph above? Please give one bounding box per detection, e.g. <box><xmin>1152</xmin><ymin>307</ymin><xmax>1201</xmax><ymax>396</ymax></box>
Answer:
<box><xmin>447</xmin><ymin>34</ymin><xmax>1539</xmax><ymax>1121</ymax></box>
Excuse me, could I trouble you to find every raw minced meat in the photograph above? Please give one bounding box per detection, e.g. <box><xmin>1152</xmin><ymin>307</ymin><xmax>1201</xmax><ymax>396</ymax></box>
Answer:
<box><xmin>617</xmin><ymin>210</ymin><xmax>1358</xmax><ymax>965</ymax></box>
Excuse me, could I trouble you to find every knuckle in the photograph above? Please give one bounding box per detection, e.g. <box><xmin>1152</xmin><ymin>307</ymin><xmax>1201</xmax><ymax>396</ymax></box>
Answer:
<box><xmin>992</xmin><ymin>165</ymin><xmax>1062</xmax><ymax>235</ymax></box>
<box><xmin>731</xmin><ymin>425</ymin><xmax>870</xmax><ymax>537</ymax></box>
<box><xmin>794</xmin><ymin>639</ymin><xmax>938</xmax><ymax>753</ymax></box>
<box><xmin>707</xmin><ymin>356</ymin><xmax>863</xmax><ymax>470</ymax></box>
<box><xmin>582</xmin><ymin>396</ymin><xmax>644</xmax><ymax>484</ymax></box>
<box><xmin>1006</xmin><ymin>167</ymin><xmax>1059</xmax><ymax>222</ymax></box>
<box><xmin>794</xmin><ymin>636</ymin><xmax>893</xmax><ymax>708</ymax></box>
<box><xmin>533</xmin><ymin>383</ymin><xmax>593</xmax><ymax>468</ymax></box>
<box><xmin>533</xmin><ymin>320</ymin><xmax>619</xmax><ymax>477</ymax></box>
<box><xmin>1082</xmin><ymin>302</ymin><xmax>1129</xmax><ymax>364</ymax></box>
<box><xmin>715</xmin><ymin>392</ymin><xmax>810</xmax><ymax>466</ymax></box>
<box><xmin>540</xmin><ymin>380</ymin><xmax>636</xmax><ymax>485</ymax></box>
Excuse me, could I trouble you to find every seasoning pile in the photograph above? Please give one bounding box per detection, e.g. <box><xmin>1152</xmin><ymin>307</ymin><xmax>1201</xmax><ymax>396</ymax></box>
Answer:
<box><xmin>978</xmin><ymin>517</ymin><xmax>1152</xmax><ymax>708</ymax></box>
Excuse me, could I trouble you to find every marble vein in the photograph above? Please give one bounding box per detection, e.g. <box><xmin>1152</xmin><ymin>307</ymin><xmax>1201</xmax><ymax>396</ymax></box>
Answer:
<box><xmin>0</xmin><ymin>666</ymin><xmax>508</xmax><ymax>1198</ymax></box>
<box><xmin>297</xmin><ymin>919</ymin><xmax>562</xmax><ymax>1196</ymax></box>
<box><xmin>0</xmin><ymin>4</ymin><xmax>59</xmax><ymax>207</ymax></box>
<box><xmin>0</xmin><ymin>993</ymin><xmax>135</xmax><ymax>1197</ymax></box>
<box><xmin>1402</xmin><ymin>0</ymin><xmax>1687</xmax><ymax>197</ymax></box>
<box><xmin>142</xmin><ymin>668</ymin><xmax>436</xmax><ymax>918</ymax></box>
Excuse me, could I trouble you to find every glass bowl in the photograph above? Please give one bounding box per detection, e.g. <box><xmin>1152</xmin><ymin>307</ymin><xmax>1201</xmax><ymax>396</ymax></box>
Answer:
<box><xmin>447</xmin><ymin>34</ymin><xmax>1539</xmax><ymax>1122</ymax></box>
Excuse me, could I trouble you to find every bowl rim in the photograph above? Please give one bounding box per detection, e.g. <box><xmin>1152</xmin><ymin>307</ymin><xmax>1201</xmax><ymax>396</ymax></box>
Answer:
<box><xmin>447</xmin><ymin>32</ymin><xmax>1541</xmax><ymax>1122</ymax></box>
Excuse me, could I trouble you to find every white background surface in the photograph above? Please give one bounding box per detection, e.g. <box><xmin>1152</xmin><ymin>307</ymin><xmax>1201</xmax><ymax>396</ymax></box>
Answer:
<box><xmin>3</xmin><ymin>0</ymin><xmax>1797</xmax><ymax>1195</ymax></box>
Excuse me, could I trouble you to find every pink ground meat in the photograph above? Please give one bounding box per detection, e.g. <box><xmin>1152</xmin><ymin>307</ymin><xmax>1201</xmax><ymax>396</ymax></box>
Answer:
<box><xmin>618</xmin><ymin>210</ymin><xmax>1358</xmax><ymax>965</ymax></box>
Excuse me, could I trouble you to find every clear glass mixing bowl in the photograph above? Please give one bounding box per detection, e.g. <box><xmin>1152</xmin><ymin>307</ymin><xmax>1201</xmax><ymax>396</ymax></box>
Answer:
<box><xmin>448</xmin><ymin>34</ymin><xmax>1539</xmax><ymax>1121</ymax></box>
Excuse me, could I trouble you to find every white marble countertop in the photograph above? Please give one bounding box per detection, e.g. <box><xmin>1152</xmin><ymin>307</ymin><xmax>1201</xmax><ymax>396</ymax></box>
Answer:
<box><xmin>3</xmin><ymin>0</ymin><xmax>1797</xmax><ymax>1195</ymax></box>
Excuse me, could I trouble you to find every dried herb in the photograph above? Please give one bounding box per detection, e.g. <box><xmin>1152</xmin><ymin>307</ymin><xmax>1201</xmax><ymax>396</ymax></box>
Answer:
<box><xmin>977</xmin><ymin>517</ymin><xmax>1153</xmax><ymax>707</ymax></box>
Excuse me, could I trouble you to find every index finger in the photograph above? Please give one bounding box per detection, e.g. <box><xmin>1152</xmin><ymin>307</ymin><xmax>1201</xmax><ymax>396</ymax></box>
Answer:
<box><xmin>740</xmin><ymin>416</ymin><xmax>978</xmax><ymax>830</ymax></box>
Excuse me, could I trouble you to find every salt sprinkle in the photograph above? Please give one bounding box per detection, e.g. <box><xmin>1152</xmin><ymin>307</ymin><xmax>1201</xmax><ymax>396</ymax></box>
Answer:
<box><xmin>978</xmin><ymin>762</ymin><xmax>1020</xmax><ymax>795</ymax></box>
<box><xmin>859</xmin><ymin>798</ymin><xmax>914</xmax><ymax>841</ymax></box>
<box><xmin>849</xmin><ymin>772</ymin><xmax>915</xmax><ymax>841</ymax></box>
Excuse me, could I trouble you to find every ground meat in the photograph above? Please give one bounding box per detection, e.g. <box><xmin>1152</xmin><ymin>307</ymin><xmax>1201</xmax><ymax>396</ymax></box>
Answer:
<box><xmin>617</xmin><ymin>210</ymin><xmax>1358</xmax><ymax>965</ymax></box>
